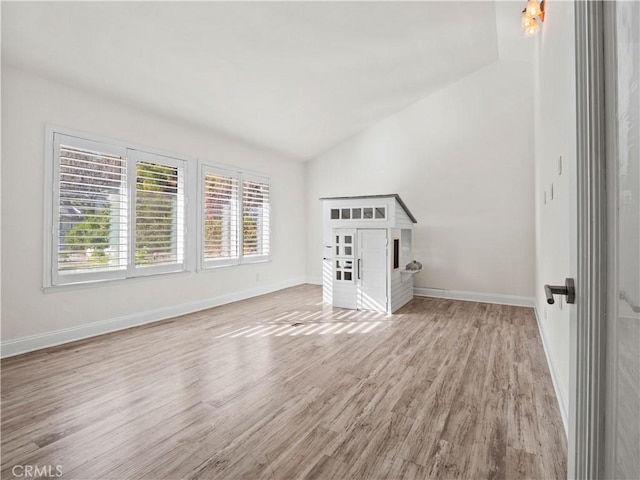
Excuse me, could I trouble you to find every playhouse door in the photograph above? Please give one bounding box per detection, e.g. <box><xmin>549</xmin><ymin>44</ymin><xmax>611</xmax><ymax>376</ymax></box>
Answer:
<box><xmin>332</xmin><ymin>229</ymin><xmax>357</xmax><ymax>309</ymax></box>
<box><xmin>357</xmin><ymin>229</ymin><xmax>388</xmax><ymax>312</ymax></box>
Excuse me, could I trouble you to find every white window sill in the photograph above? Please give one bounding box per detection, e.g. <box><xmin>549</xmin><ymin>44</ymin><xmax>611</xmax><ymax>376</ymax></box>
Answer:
<box><xmin>44</xmin><ymin>258</ymin><xmax>275</xmax><ymax>292</ymax></box>
<box><xmin>199</xmin><ymin>258</ymin><xmax>272</xmax><ymax>272</ymax></box>
<box><xmin>42</xmin><ymin>269</ymin><xmax>191</xmax><ymax>294</ymax></box>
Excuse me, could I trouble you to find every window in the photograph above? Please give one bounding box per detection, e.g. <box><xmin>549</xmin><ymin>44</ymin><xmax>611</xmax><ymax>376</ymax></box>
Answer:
<box><xmin>393</xmin><ymin>238</ymin><xmax>400</xmax><ymax>270</ymax></box>
<box><xmin>335</xmin><ymin>232</ymin><xmax>354</xmax><ymax>283</ymax></box>
<box><xmin>327</xmin><ymin>206</ymin><xmax>385</xmax><ymax>221</ymax></box>
<box><xmin>201</xmin><ymin>167</ymin><xmax>239</xmax><ymax>267</ymax></box>
<box><xmin>54</xmin><ymin>137</ymin><xmax>128</xmax><ymax>282</ymax></box>
<box><xmin>132</xmin><ymin>151</ymin><xmax>185</xmax><ymax>271</ymax></box>
<box><xmin>47</xmin><ymin>129</ymin><xmax>272</xmax><ymax>285</ymax></box>
<box><xmin>48</xmin><ymin>132</ymin><xmax>187</xmax><ymax>286</ymax></box>
<box><xmin>242</xmin><ymin>177</ymin><xmax>270</xmax><ymax>261</ymax></box>
<box><xmin>199</xmin><ymin>167</ymin><xmax>271</xmax><ymax>268</ymax></box>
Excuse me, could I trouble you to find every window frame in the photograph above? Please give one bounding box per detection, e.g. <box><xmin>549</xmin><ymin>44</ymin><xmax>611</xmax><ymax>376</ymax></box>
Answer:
<box><xmin>392</xmin><ymin>237</ymin><xmax>400</xmax><ymax>270</ymax></box>
<box><xmin>198</xmin><ymin>164</ymin><xmax>241</xmax><ymax>269</ymax></box>
<box><xmin>240</xmin><ymin>172</ymin><xmax>271</xmax><ymax>265</ymax></box>
<box><xmin>50</xmin><ymin>133</ymin><xmax>130</xmax><ymax>286</ymax></box>
<box><xmin>44</xmin><ymin>126</ymin><xmax>193</xmax><ymax>289</ymax></box>
<box><xmin>129</xmin><ymin>149</ymin><xmax>188</xmax><ymax>277</ymax></box>
<box><xmin>329</xmin><ymin>205</ymin><xmax>386</xmax><ymax>221</ymax></box>
<box><xmin>45</xmin><ymin>126</ymin><xmax>272</xmax><ymax>288</ymax></box>
<box><xmin>197</xmin><ymin>162</ymin><xmax>271</xmax><ymax>270</ymax></box>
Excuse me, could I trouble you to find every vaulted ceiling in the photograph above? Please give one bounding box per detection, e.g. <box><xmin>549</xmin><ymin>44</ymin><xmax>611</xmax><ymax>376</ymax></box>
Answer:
<box><xmin>2</xmin><ymin>1</ymin><xmax>528</xmax><ymax>160</ymax></box>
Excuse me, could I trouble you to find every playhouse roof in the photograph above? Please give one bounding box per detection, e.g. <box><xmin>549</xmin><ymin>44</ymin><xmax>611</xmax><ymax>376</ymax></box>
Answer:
<box><xmin>320</xmin><ymin>194</ymin><xmax>417</xmax><ymax>223</ymax></box>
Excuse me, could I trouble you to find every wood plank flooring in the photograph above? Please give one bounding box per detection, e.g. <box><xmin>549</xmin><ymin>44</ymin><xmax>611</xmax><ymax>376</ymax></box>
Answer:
<box><xmin>1</xmin><ymin>285</ymin><xmax>567</xmax><ymax>479</ymax></box>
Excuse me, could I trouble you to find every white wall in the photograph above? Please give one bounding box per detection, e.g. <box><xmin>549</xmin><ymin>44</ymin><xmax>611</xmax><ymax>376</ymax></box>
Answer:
<box><xmin>533</xmin><ymin>1</ymin><xmax>577</xmax><ymax>427</ymax></box>
<box><xmin>1</xmin><ymin>66</ymin><xmax>306</xmax><ymax>349</ymax></box>
<box><xmin>0</xmin><ymin>7</ymin><xmax>3</xmax><ymax>331</ymax></box>
<box><xmin>306</xmin><ymin>60</ymin><xmax>536</xmax><ymax>299</ymax></box>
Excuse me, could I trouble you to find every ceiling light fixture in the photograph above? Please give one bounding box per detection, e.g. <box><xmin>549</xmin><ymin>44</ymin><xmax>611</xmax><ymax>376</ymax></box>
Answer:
<box><xmin>521</xmin><ymin>9</ymin><xmax>535</xmax><ymax>29</ymax></box>
<box><xmin>526</xmin><ymin>0</ymin><xmax>543</xmax><ymax>18</ymax></box>
<box><xmin>521</xmin><ymin>0</ymin><xmax>545</xmax><ymax>37</ymax></box>
<box><xmin>524</xmin><ymin>19</ymin><xmax>540</xmax><ymax>37</ymax></box>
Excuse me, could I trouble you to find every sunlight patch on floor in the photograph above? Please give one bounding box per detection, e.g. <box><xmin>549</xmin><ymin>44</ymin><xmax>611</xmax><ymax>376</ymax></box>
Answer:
<box><xmin>213</xmin><ymin>309</ymin><xmax>392</xmax><ymax>339</ymax></box>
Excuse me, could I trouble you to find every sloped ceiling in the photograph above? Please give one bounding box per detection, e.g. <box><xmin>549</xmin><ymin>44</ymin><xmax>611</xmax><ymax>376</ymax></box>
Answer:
<box><xmin>2</xmin><ymin>1</ymin><xmax>502</xmax><ymax>160</ymax></box>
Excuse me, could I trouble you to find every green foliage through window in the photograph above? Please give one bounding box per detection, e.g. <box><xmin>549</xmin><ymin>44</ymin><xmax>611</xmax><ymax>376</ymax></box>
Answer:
<box><xmin>135</xmin><ymin>162</ymin><xmax>180</xmax><ymax>266</ymax></box>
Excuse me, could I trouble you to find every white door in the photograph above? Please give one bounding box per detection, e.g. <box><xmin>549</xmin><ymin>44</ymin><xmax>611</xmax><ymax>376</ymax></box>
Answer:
<box><xmin>604</xmin><ymin>3</ymin><xmax>639</xmax><ymax>478</ymax></box>
<box><xmin>332</xmin><ymin>229</ymin><xmax>357</xmax><ymax>309</ymax></box>
<box><xmin>357</xmin><ymin>229</ymin><xmax>388</xmax><ymax>312</ymax></box>
<box><xmin>572</xmin><ymin>3</ymin><xmax>640</xmax><ymax>478</ymax></box>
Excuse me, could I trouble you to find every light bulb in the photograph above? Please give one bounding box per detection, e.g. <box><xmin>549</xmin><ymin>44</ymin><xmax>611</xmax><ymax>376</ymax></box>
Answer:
<box><xmin>525</xmin><ymin>19</ymin><xmax>540</xmax><ymax>37</ymax></box>
<box><xmin>526</xmin><ymin>0</ymin><xmax>542</xmax><ymax>18</ymax></box>
<box><xmin>521</xmin><ymin>9</ymin><xmax>535</xmax><ymax>29</ymax></box>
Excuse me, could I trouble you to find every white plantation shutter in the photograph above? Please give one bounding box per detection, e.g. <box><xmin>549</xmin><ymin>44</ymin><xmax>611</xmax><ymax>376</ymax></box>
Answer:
<box><xmin>242</xmin><ymin>177</ymin><xmax>270</xmax><ymax>260</ymax></box>
<box><xmin>202</xmin><ymin>168</ymin><xmax>239</xmax><ymax>266</ymax></box>
<box><xmin>54</xmin><ymin>134</ymin><xmax>128</xmax><ymax>284</ymax></box>
<box><xmin>49</xmin><ymin>133</ymin><xmax>189</xmax><ymax>287</ymax></box>
<box><xmin>47</xmin><ymin>129</ymin><xmax>272</xmax><ymax>285</ymax></box>
<box><xmin>133</xmin><ymin>152</ymin><xmax>185</xmax><ymax>271</ymax></box>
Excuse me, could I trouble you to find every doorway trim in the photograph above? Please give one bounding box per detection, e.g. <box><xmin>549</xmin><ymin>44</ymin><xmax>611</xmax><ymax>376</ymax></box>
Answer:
<box><xmin>572</xmin><ymin>0</ymin><xmax>609</xmax><ymax>478</ymax></box>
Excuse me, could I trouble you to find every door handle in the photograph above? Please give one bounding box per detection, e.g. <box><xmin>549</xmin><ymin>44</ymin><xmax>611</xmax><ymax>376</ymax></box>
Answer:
<box><xmin>544</xmin><ymin>278</ymin><xmax>576</xmax><ymax>304</ymax></box>
<box><xmin>358</xmin><ymin>259</ymin><xmax>361</xmax><ymax>279</ymax></box>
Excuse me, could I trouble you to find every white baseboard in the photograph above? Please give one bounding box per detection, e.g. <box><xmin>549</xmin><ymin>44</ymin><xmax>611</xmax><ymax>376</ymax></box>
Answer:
<box><xmin>306</xmin><ymin>276</ymin><xmax>323</xmax><ymax>286</ymax></box>
<box><xmin>413</xmin><ymin>287</ymin><xmax>535</xmax><ymax>307</ymax></box>
<box><xmin>533</xmin><ymin>306</ymin><xmax>569</xmax><ymax>437</ymax></box>
<box><xmin>1</xmin><ymin>277</ymin><xmax>307</xmax><ymax>358</ymax></box>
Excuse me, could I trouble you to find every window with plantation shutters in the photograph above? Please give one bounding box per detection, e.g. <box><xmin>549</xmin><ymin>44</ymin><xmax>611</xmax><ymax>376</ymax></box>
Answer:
<box><xmin>242</xmin><ymin>177</ymin><xmax>270</xmax><ymax>260</ymax></box>
<box><xmin>198</xmin><ymin>166</ymin><xmax>271</xmax><ymax>269</ymax></box>
<box><xmin>202</xmin><ymin>168</ymin><xmax>239</xmax><ymax>267</ymax></box>
<box><xmin>47</xmin><ymin>132</ymin><xmax>188</xmax><ymax>287</ymax></box>
<box><xmin>53</xmin><ymin>135</ymin><xmax>129</xmax><ymax>284</ymax></box>
<box><xmin>47</xmin><ymin>129</ymin><xmax>272</xmax><ymax>286</ymax></box>
<box><xmin>133</xmin><ymin>151</ymin><xmax>185</xmax><ymax>271</ymax></box>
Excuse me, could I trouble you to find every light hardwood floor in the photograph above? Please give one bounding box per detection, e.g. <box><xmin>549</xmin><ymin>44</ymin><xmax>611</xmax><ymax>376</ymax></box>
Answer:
<box><xmin>1</xmin><ymin>285</ymin><xmax>567</xmax><ymax>479</ymax></box>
